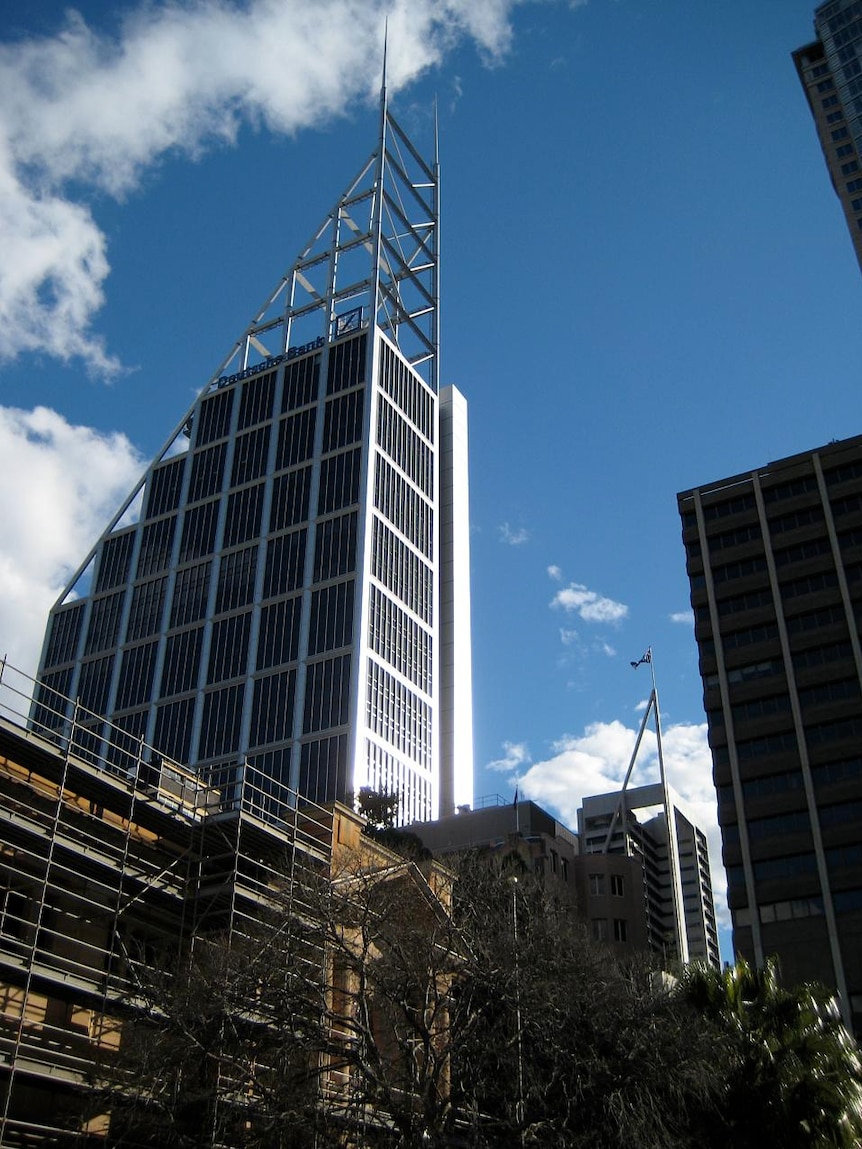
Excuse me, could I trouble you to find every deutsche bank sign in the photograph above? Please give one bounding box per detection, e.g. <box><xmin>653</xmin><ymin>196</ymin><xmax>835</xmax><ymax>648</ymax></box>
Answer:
<box><xmin>217</xmin><ymin>336</ymin><xmax>326</xmax><ymax>389</ymax></box>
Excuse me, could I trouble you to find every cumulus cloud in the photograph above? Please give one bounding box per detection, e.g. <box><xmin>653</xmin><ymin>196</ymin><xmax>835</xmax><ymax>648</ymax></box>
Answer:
<box><xmin>550</xmin><ymin>579</ymin><xmax>629</xmax><ymax>624</ymax></box>
<box><xmin>498</xmin><ymin>522</ymin><xmax>529</xmax><ymax>545</ymax></box>
<box><xmin>486</xmin><ymin>740</ymin><xmax>531</xmax><ymax>773</ymax></box>
<box><xmin>547</xmin><ymin>564</ymin><xmax>563</xmax><ymax>581</ymax></box>
<box><xmin>0</xmin><ymin>406</ymin><xmax>144</xmax><ymax>677</ymax></box>
<box><xmin>670</xmin><ymin>609</ymin><xmax>695</xmax><ymax>625</ymax></box>
<box><xmin>0</xmin><ymin>0</ymin><xmax>526</xmax><ymax>372</ymax></box>
<box><xmin>513</xmin><ymin>719</ymin><xmax>728</xmax><ymax>929</ymax></box>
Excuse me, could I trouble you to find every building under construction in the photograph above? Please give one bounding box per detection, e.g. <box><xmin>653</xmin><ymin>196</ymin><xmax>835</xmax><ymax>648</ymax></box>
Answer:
<box><xmin>0</xmin><ymin>656</ymin><xmax>419</xmax><ymax>1144</ymax></box>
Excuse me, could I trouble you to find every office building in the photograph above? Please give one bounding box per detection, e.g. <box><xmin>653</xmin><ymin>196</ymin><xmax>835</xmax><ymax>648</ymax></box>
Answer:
<box><xmin>0</xmin><ymin>657</ymin><xmax>451</xmax><ymax>1143</ymax></box>
<box><xmin>794</xmin><ymin>1</ymin><xmax>862</xmax><ymax>274</ymax></box>
<box><xmin>578</xmin><ymin>785</ymin><xmax>720</xmax><ymax>969</ymax></box>
<box><xmin>679</xmin><ymin>434</ymin><xmax>862</xmax><ymax>1033</ymax></box>
<box><xmin>33</xmin><ymin>98</ymin><xmax>473</xmax><ymax>825</ymax></box>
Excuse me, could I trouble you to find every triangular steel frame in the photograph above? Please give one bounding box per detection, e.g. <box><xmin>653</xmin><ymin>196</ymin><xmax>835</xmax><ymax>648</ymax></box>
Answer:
<box><xmin>51</xmin><ymin>86</ymin><xmax>440</xmax><ymax>608</ymax></box>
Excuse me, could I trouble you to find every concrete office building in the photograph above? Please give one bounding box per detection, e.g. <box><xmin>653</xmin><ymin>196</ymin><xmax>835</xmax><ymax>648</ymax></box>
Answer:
<box><xmin>794</xmin><ymin>0</ymin><xmax>862</xmax><ymax>274</ymax></box>
<box><xmin>579</xmin><ymin>786</ymin><xmax>720</xmax><ymax>969</ymax></box>
<box><xmin>34</xmin><ymin>97</ymin><xmax>472</xmax><ymax>825</ymax></box>
<box><xmin>679</xmin><ymin>434</ymin><xmax>862</xmax><ymax>1033</ymax></box>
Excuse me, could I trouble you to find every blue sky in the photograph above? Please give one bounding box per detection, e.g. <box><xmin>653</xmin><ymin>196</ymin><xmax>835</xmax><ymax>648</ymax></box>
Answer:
<box><xmin>1</xmin><ymin>0</ymin><xmax>860</xmax><ymax>953</ymax></box>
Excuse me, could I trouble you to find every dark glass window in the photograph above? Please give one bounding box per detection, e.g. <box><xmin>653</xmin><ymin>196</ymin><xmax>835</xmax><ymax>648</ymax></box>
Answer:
<box><xmin>154</xmin><ymin>697</ymin><xmax>195</xmax><ymax>764</ymax></box>
<box><xmin>302</xmin><ymin>655</ymin><xmax>351</xmax><ymax>733</ymax></box>
<box><xmin>308</xmin><ymin>581</ymin><xmax>355</xmax><ymax>655</ymax></box>
<box><xmin>179</xmin><ymin>500</ymin><xmax>219</xmax><ymax>562</ymax></box>
<box><xmin>326</xmin><ymin>333</ymin><xmax>367</xmax><ymax>394</ymax></box>
<box><xmin>238</xmin><ymin>370</ymin><xmax>276</xmax><ymax>429</ymax></box>
<box><xmin>323</xmin><ymin>389</ymin><xmax>364</xmax><ymax>451</ymax></box>
<box><xmin>275</xmin><ymin>409</ymin><xmax>316</xmax><ymax>470</ymax></box>
<box><xmin>116</xmin><ymin>642</ymin><xmax>158</xmax><ymax>710</ymax></box>
<box><xmin>43</xmin><ymin>603</ymin><xmax>85</xmax><ymax>667</ymax></box>
<box><xmin>313</xmin><ymin>513</ymin><xmax>358</xmax><ymax>581</ymax></box>
<box><xmin>189</xmin><ymin>443</ymin><xmax>227</xmax><ymax>502</ymax></box>
<box><xmin>263</xmin><ymin>531</ymin><xmax>306</xmax><ymax>599</ymax></box>
<box><xmin>282</xmin><ymin>355</ymin><xmax>320</xmax><ymax>411</ymax></box>
<box><xmin>250</xmin><ymin>670</ymin><xmax>296</xmax><ymax>746</ymax></box>
<box><xmin>170</xmin><ymin>562</ymin><xmax>212</xmax><ymax>626</ymax></box>
<box><xmin>257</xmin><ymin>596</ymin><xmax>302</xmax><ymax>670</ymax></box>
<box><xmin>231</xmin><ymin>425</ymin><xmax>271</xmax><ymax>486</ymax></box>
<box><xmin>126</xmin><ymin>577</ymin><xmax>167</xmax><ymax>641</ymax></box>
<box><xmin>270</xmin><ymin>468</ymin><xmax>310</xmax><ymax>531</ymax></box>
<box><xmin>224</xmin><ymin>483</ymin><xmax>264</xmax><ymax>548</ymax></box>
<box><xmin>317</xmin><ymin>448</ymin><xmax>361</xmax><ymax>514</ymax></box>
<box><xmin>199</xmin><ymin>684</ymin><xmax>244</xmax><ymax>759</ymax></box>
<box><xmin>161</xmin><ymin>628</ymin><xmax>203</xmax><ymax>696</ymax></box>
<box><xmin>145</xmin><ymin>458</ymin><xmax>185</xmax><ymax>518</ymax></box>
<box><xmin>78</xmin><ymin>655</ymin><xmax>114</xmax><ymax>716</ymax></box>
<box><xmin>195</xmin><ymin>388</ymin><xmax>234</xmax><ymax>446</ymax></box>
<box><xmin>299</xmin><ymin>734</ymin><xmax>349</xmax><ymax>804</ymax></box>
<box><xmin>136</xmin><ymin>516</ymin><xmax>177</xmax><ymax>578</ymax></box>
<box><xmin>85</xmin><ymin>593</ymin><xmax>125</xmax><ymax>654</ymax></box>
<box><xmin>207</xmin><ymin>611</ymin><xmax>251</xmax><ymax>683</ymax></box>
<box><xmin>216</xmin><ymin>546</ymin><xmax>258</xmax><ymax>613</ymax></box>
<box><xmin>95</xmin><ymin>531</ymin><xmax>135</xmax><ymax>592</ymax></box>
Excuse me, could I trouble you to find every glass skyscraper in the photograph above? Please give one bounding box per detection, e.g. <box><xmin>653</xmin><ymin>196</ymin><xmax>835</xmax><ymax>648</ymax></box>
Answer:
<box><xmin>34</xmin><ymin>98</ymin><xmax>473</xmax><ymax>825</ymax></box>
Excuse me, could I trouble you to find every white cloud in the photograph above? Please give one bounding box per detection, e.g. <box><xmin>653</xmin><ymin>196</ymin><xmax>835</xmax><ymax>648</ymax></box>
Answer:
<box><xmin>517</xmin><ymin>719</ymin><xmax>728</xmax><ymax>930</ymax></box>
<box><xmin>486</xmin><ymin>740</ymin><xmax>531</xmax><ymax>773</ymax></box>
<box><xmin>0</xmin><ymin>406</ymin><xmax>144</xmax><ymax>678</ymax></box>
<box><xmin>595</xmin><ymin>640</ymin><xmax>616</xmax><ymax>657</ymax></box>
<box><xmin>0</xmin><ymin>0</ymin><xmax>526</xmax><ymax>372</ymax></box>
<box><xmin>550</xmin><ymin>580</ymin><xmax>629</xmax><ymax>624</ymax></box>
<box><xmin>547</xmin><ymin>564</ymin><xmax>563</xmax><ymax>581</ymax></box>
<box><xmin>498</xmin><ymin>521</ymin><xmax>529</xmax><ymax>545</ymax></box>
<box><xmin>559</xmin><ymin>627</ymin><xmax>579</xmax><ymax>646</ymax></box>
<box><xmin>669</xmin><ymin>609</ymin><xmax>695</xmax><ymax>625</ymax></box>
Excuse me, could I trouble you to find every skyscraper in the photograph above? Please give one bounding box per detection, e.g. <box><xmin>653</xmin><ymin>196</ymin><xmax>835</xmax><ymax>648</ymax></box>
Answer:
<box><xmin>678</xmin><ymin>434</ymin><xmax>862</xmax><ymax>1034</ymax></box>
<box><xmin>34</xmin><ymin>94</ymin><xmax>473</xmax><ymax>824</ymax></box>
<box><xmin>794</xmin><ymin>1</ymin><xmax>862</xmax><ymax>274</ymax></box>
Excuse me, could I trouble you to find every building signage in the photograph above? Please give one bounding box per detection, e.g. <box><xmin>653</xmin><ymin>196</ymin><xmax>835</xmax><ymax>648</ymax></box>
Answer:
<box><xmin>216</xmin><ymin>335</ymin><xmax>326</xmax><ymax>389</ymax></box>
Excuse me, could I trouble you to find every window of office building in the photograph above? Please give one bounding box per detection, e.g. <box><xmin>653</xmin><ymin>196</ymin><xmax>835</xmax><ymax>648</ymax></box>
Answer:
<box><xmin>303</xmin><ymin>655</ymin><xmax>351</xmax><ymax>734</ymax></box>
<box><xmin>170</xmin><ymin>562</ymin><xmax>212</xmax><ymax>627</ymax></box>
<box><xmin>324</xmin><ymin>389</ymin><xmax>365</xmax><ymax>452</ymax></box>
<box><xmin>611</xmin><ymin>874</ymin><xmax>624</xmax><ymax>897</ymax></box>
<box><xmin>145</xmin><ymin>457</ymin><xmax>186</xmax><ymax>519</ymax></box>
<box><xmin>231</xmin><ymin>425</ymin><xmax>271</xmax><ymax>486</ymax></box>
<box><xmin>238</xmin><ymin>370</ymin><xmax>276</xmax><ymax>429</ymax></box>
<box><xmin>95</xmin><ymin>531</ymin><xmax>135</xmax><ymax>592</ymax></box>
<box><xmin>127</xmin><ymin>577</ymin><xmax>167</xmax><ymax>642</ymax></box>
<box><xmin>308</xmin><ymin>581</ymin><xmax>355</xmax><ymax>656</ymax></box>
<box><xmin>160</xmin><ymin>627</ymin><xmax>203</xmax><ymax>696</ymax></box>
<box><xmin>43</xmin><ymin>603</ymin><xmax>85</xmax><ymax>668</ymax></box>
<box><xmin>588</xmin><ymin>874</ymin><xmax>605</xmax><ymax>897</ymax></box>
<box><xmin>208</xmin><ymin>612</ymin><xmax>251</xmax><ymax>683</ymax></box>
<box><xmin>314</xmin><ymin>513</ymin><xmax>358</xmax><ymax>582</ymax></box>
<box><xmin>282</xmin><ymin>355</ymin><xmax>320</xmax><ymax>411</ymax></box>
<box><xmin>179</xmin><ymin>499</ymin><xmax>220</xmax><ymax>562</ymax></box>
<box><xmin>199</xmin><ymin>684</ymin><xmax>244</xmax><ymax>760</ymax></box>
<box><xmin>154</xmin><ymin>696</ymin><xmax>195</xmax><ymax>764</ymax></box>
<box><xmin>224</xmin><ymin>483</ymin><xmax>264</xmax><ymax>548</ymax></box>
<box><xmin>196</xmin><ymin>388</ymin><xmax>234</xmax><ymax>446</ymax></box>
<box><xmin>263</xmin><ymin>530</ymin><xmax>306</xmax><ymax>600</ymax></box>
<box><xmin>189</xmin><ymin>442</ymin><xmax>227</xmax><ymax>502</ymax></box>
<box><xmin>257</xmin><ymin>596</ymin><xmax>302</xmax><ymax>671</ymax></box>
<box><xmin>276</xmin><ymin>409</ymin><xmax>316</xmax><ymax>470</ymax></box>
<box><xmin>250</xmin><ymin>670</ymin><xmax>296</xmax><ymax>747</ymax></box>
<box><xmin>116</xmin><ymin>642</ymin><xmax>158</xmax><ymax>710</ymax></box>
<box><xmin>216</xmin><ymin>546</ymin><xmax>258</xmax><ymax>613</ymax></box>
<box><xmin>317</xmin><ymin>448</ymin><xmax>361</xmax><ymax>514</ymax></box>
<box><xmin>85</xmin><ymin>592</ymin><xmax>125</xmax><ymax>655</ymax></box>
<box><xmin>270</xmin><ymin>467</ymin><xmax>311</xmax><ymax>532</ymax></box>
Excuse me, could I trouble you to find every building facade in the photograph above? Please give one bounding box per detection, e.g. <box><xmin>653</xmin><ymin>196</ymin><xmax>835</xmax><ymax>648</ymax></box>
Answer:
<box><xmin>578</xmin><ymin>785</ymin><xmax>720</xmax><ymax>969</ymax></box>
<box><xmin>794</xmin><ymin>0</ymin><xmax>862</xmax><ymax>274</ymax></box>
<box><xmin>33</xmin><ymin>101</ymin><xmax>472</xmax><ymax>825</ymax></box>
<box><xmin>679</xmin><ymin>434</ymin><xmax>862</xmax><ymax>1033</ymax></box>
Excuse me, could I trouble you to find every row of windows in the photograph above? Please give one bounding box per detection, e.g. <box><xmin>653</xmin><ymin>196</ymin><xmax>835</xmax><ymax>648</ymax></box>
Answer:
<box><xmin>722</xmin><ymin>622</ymin><xmax>779</xmax><ymax>650</ymax></box>
<box><xmin>366</xmin><ymin>660</ymin><xmax>431</xmax><ymax>770</ymax></box>
<box><xmin>96</xmin><ymin>530</ymin><xmax>135</xmax><ymax>591</ymax></box>
<box><xmin>775</xmin><ymin>537</ymin><xmax>832</xmax><ymax>566</ymax></box>
<box><xmin>799</xmin><ymin>676</ymin><xmax>861</xmax><ymax>708</ymax></box>
<box><xmin>377</xmin><ymin>394</ymin><xmax>434</xmax><ymax>496</ymax></box>
<box><xmin>588</xmin><ymin>873</ymin><xmax>625</xmax><ymax>896</ymax></box>
<box><xmin>591</xmin><ymin>918</ymin><xmax>628</xmax><ymax>943</ymax></box>
<box><xmin>371</xmin><ymin>517</ymin><xmax>433</xmax><ymax>624</ymax></box>
<box><xmin>378</xmin><ymin>341</ymin><xmax>434</xmax><ymax>440</ymax></box>
<box><xmin>794</xmin><ymin>640</ymin><xmax>854</xmax><ymax>670</ymax></box>
<box><xmin>317</xmin><ymin>448</ymin><xmax>361</xmax><ymax>515</ymax></box>
<box><xmin>732</xmin><ymin>693</ymin><xmax>791</xmax><ymax>724</ymax></box>
<box><xmin>374</xmin><ymin>455</ymin><xmax>433</xmax><ymax>558</ymax></box>
<box><xmin>366</xmin><ymin>739</ymin><xmax>432</xmax><ymax>824</ymax></box>
<box><xmin>257</xmin><ymin>596</ymin><xmax>302</xmax><ymax>671</ymax></box>
<box><xmin>734</xmin><ymin>897</ymin><xmax>823</xmax><ymax>928</ymax></box>
<box><xmin>368</xmin><ymin>584</ymin><xmax>432</xmax><ymax>694</ymax></box>
<box><xmin>705</xmin><ymin>658</ymin><xmax>783</xmax><ymax>689</ymax></box>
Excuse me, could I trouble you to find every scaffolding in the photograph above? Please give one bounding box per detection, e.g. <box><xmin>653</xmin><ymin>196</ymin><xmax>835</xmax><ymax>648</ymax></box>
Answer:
<box><xmin>0</xmin><ymin>657</ymin><xmax>337</xmax><ymax>1145</ymax></box>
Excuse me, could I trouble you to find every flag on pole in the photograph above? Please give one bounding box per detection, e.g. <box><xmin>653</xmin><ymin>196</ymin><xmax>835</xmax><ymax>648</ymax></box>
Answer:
<box><xmin>630</xmin><ymin>649</ymin><xmax>651</xmax><ymax>669</ymax></box>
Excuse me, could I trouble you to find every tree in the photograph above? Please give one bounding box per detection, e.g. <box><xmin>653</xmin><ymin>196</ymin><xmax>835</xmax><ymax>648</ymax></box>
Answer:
<box><xmin>680</xmin><ymin>956</ymin><xmax>862</xmax><ymax>1149</ymax></box>
<box><xmin>95</xmin><ymin>843</ymin><xmax>727</xmax><ymax>1148</ymax></box>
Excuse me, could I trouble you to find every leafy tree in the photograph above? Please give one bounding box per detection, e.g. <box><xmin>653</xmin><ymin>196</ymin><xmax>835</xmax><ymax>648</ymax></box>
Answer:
<box><xmin>680</xmin><ymin>956</ymin><xmax>862</xmax><ymax>1149</ymax></box>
